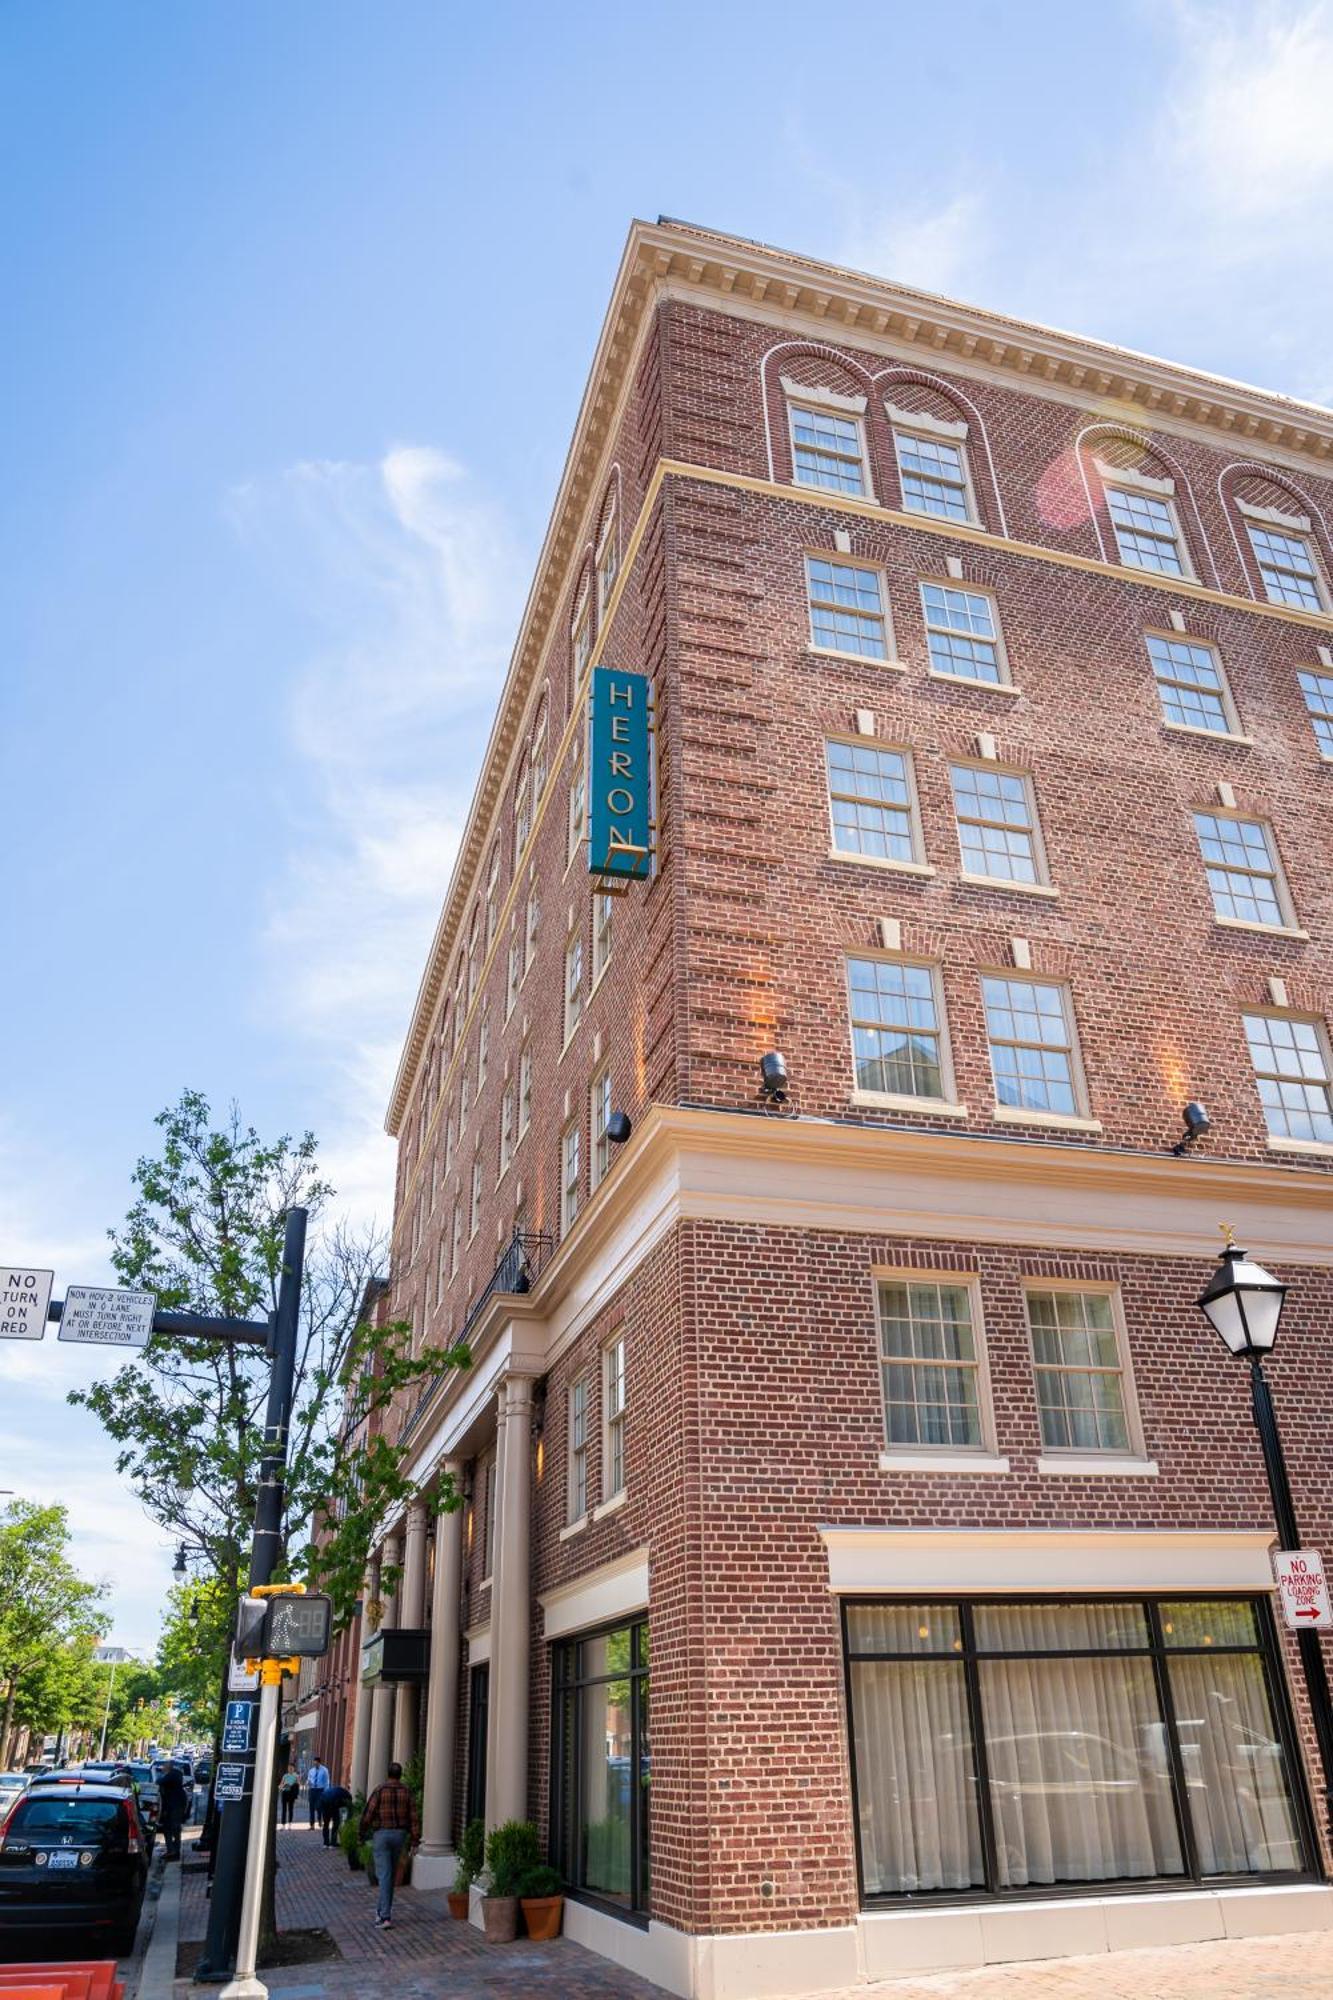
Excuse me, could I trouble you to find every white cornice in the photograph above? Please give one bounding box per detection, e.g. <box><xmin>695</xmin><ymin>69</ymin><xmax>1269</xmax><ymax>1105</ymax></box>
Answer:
<box><xmin>385</xmin><ymin>218</ymin><xmax>1333</xmax><ymax>1135</ymax></box>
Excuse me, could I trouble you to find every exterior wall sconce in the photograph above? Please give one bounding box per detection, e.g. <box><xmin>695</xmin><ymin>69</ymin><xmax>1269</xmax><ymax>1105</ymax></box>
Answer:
<box><xmin>1172</xmin><ymin>1101</ymin><xmax>1210</xmax><ymax>1155</ymax></box>
<box><xmin>759</xmin><ymin>1053</ymin><xmax>789</xmax><ymax>1102</ymax></box>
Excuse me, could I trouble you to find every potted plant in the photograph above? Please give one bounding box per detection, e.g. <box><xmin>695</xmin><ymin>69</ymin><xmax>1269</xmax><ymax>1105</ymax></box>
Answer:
<box><xmin>518</xmin><ymin>1862</ymin><xmax>564</xmax><ymax>1940</ymax></box>
<box><xmin>481</xmin><ymin>1819</ymin><xmax>540</xmax><ymax>1943</ymax></box>
<box><xmin>449</xmin><ymin>1816</ymin><xmax>484</xmax><ymax>1920</ymax></box>
<box><xmin>339</xmin><ymin>1807</ymin><xmax>364</xmax><ymax>1874</ymax></box>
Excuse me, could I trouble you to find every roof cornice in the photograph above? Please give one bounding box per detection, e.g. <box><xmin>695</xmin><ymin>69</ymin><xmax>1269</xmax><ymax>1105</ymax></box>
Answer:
<box><xmin>386</xmin><ymin>218</ymin><xmax>1333</xmax><ymax>1135</ymax></box>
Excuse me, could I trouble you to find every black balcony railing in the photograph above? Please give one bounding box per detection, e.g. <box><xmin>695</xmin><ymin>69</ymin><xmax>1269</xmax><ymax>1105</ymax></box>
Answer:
<box><xmin>399</xmin><ymin>1228</ymin><xmax>553</xmax><ymax>1447</ymax></box>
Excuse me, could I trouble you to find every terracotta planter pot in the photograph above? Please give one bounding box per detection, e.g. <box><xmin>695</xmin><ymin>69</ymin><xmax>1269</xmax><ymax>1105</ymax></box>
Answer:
<box><xmin>521</xmin><ymin>1893</ymin><xmax>563</xmax><ymax>1940</ymax></box>
<box><xmin>481</xmin><ymin>1893</ymin><xmax>518</xmax><ymax>1942</ymax></box>
<box><xmin>447</xmin><ymin>1889</ymin><xmax>470</xmax><ymax>1919</ymax></box>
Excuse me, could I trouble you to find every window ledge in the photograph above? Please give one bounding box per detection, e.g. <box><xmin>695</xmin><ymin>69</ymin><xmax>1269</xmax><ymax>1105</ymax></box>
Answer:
<box><xmin>958</xmin><ymin>873</ymin><xmax>1059</xmax><ymax>898</ymax></box>
<box><xmin>1163</xmin><ymin>722</ymin><xmax>1254</xmax><ymax>746</ymax></box>
<box><xmin>1036</xmin><ymin>1455</ymin><xmax>1159</xmax><ymax>1477</ymax></box>
<box><xmin>558</xmin><ymin>1516</ymin><xmax>590</xmax><ymax>1543</ymax></box>
<box><xmin>827</xmin><ymin>850</ymin><xmax>936</xmax><ymax>877</ymax></box>
<box><xmin>806</xmin><ymin>647</ymin><xmax>906</xmax><ymax>671</ymax></box>
<box><xmin>993</xmin><ymin>1106</ymin><xmax>1103</xmax><ymax>1133</ymax></box>
<box><xmin>593</xmin><ymin>1490</ymin><xmax>628</xmax><ymax>1521</ymax></box>
<box><xmin>927</xmin><ymin>669</ymin><xmax>1022</xmax><ymax>697</ymax></box>
<box><xmin>879</xmin><ymin>1451</ymin><xmax>1010</xmax><ymax>1475</ymax></box>
<box><xmin>558</xmin><ymin>1022</ymin><xmax>584</xmax><ymax>1061</ymax></box>
<box><xmin>851</xmin><ymin>1090</ymin><xmax>970</xmax><ymax>1118</ymax></box>
<box><xmin>477</xmin><ymin>1577</ymin><xmax>491</xmax><ymax>1593</ymax></box>
<box><xmin>1319</xmin><ymin>752</ymin><xmax>1333</xmax><ymax>765</ymax></box>
<box><xmin>1216</xmin><ymin>918</ymin><xmax>1309</xmax><ymax>940</ymax></box>
<box><xmin>588</xmin><ymin>962</ymin><xmax>613</xmax><ymax>1001</ymax></box>
<box><xmin>1267</xmin><ymin>1136</ymin><xmax>1333</xmax><ymax>1157</ymax></box>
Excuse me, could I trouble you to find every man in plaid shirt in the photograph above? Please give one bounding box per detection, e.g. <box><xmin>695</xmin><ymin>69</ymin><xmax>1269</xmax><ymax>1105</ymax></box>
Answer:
<box><xmin>359</xmin><ymin>1761</ymin><xmax>421</xmax><ymax>1927</ymax></box>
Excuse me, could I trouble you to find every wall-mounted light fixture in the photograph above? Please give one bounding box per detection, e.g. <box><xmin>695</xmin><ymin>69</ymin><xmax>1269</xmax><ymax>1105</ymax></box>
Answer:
<box><xmin>759</xmin><ymin>1052</ymin><xmax>789</xmax><ymax>1103</ymax></box>
<box><xmin>607</xmin><ymin>1111</ymin><xmax>633</xmax><ymax>1145</ymax></box>
<box><xmin>1172</xmin><ymin>1101</ymin><xmax>1211</xmax><ymax>1155</ymax></box>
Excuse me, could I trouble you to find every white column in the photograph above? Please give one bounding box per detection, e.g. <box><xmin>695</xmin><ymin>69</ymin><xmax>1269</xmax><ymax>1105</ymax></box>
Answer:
<box><xmin>348</xmin><ymin>1563</ymin><xmax>376</xmax><ymax>1799</ymax></box>
<box><xmin>366</xmin><ymin>1530</ymin><xmax>400</xmax><ymax>1791</ymax></box>
<box><xmin>392</xmin><ymin>1499</ymin><xmax>429</xmax><ymax>1768</ymax></box>
<box><xmin>415</xmin><ymin>1463</ymin><xmax>463</xmax><ymax>1885</ymax></box>
<box><xmin>489</xmin><ymin>1374</ymin><xmax>533</xmax><ymax>1828</ymax></box>
<box><xmin>484</xmin><ymin>1387</ymin><xmax>508</xmax><ymax>1827</ymax></box>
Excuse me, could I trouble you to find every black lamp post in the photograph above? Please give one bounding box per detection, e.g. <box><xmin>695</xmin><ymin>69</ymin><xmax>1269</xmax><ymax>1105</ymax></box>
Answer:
<box><xmin>1196</xmin><ymin>1234</ymin><xmax>1333</xmax><ymax>1844</ymax></box>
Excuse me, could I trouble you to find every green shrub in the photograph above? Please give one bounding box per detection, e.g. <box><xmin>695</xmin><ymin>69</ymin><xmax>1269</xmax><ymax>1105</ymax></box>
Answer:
<box><xmin>484</xmin><ymin>1818</ymin><xmax>541</xmax><ymax>1898</ymax></box>
<box><xmin>455</xmin><ymin>1815</ymin><xmax>485</xmax><ymax>1894</ymax></box>
<box><xmin>517</xmin><ymin>1863</ymin><xmax>562</xmax><ymax>1899</ymax></box>
<box><xmin>338</xmin><ymin>1812</ymin><xmax>361</xmax><ymax>1862</ymax></box>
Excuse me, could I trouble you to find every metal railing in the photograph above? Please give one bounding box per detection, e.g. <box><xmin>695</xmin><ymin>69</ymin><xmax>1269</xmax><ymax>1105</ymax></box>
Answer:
<box><xmin>398</xmin><ymin>1228</ymin><xmax>553</xmax><ymax>1447</ymax></box>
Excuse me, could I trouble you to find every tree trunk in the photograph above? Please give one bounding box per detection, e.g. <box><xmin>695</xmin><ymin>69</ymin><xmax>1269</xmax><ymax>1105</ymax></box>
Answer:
<box><xmin>1</xmin><ymin>1676</ymin><xmax>17</xmax><ymax>1769</ymax></box>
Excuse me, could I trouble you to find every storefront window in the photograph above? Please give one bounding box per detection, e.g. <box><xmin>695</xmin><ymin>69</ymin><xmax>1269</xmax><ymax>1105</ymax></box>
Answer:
<box><xmin>552</xmin><ymin>1618</ymin><xmax>649</xmax><ymax>1915</ymax></box>
<box><xmin>845</xmin><ymin>1597</ymin><xmax>1308</xmax><ymax>1901</ymax></box>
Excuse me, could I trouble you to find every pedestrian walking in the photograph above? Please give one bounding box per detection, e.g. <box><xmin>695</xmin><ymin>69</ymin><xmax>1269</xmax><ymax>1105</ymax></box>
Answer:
<box><xmin>305</xmin><ymin>1757</ymin><xmax>330</xmax><ymax>1831</ymax></box>
<box><xmin>320</xmin><ymin>1781</ymin><xmax>353</xmax><ymax>1847</ymax></box>
<box><xmin>279</xmin><ymin>1769</ymin><xmax>300</xmax><ymax>1825</ymax></box>
<box><xmin>358</xmin><ymin>1761</ymin><xmax>419</xmax><ymax>1928</ymax></box>
<box><xmin>157</xmin><ymin>1760</ymin><xmax>188</xmax><ymax>1862</ymax></box>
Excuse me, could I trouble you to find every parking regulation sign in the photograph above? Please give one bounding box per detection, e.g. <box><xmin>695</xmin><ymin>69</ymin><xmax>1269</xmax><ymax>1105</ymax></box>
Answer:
<box><xmin>1273</xmin><ymin>1549</ymin><xmax>1333</xmax><ymax>1630</ymax></box>
<box><xmin>1</xmin><ymin>1268</ymin><xmax>54</xmax><ymax>1341</ymax></box>
<box><xmin>222</xmin><ymin>1699</ymin><xmax>254</xmax><ymax>1754</ymax></box>
<box><xmin>214</xmin><ymin>1763</ymin><xmax>246</xmax><ymax>1803</ymax></box>
<box><xmin>58</xmin><ymin>1285</ymin><xmax>155</xmax><ymax>1347</ymax></box>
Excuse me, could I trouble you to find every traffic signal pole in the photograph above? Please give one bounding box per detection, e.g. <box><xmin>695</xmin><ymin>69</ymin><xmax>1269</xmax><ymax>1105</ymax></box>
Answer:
<box><xmin>195</xmin><ymin>1206</ymin><xmax>308</xmax><ymax>1983</ymax></box>
<box><xmin>219</xmin><ymin>1661</ymin><xmax>285</xmax><ymax>2000</ymax></box>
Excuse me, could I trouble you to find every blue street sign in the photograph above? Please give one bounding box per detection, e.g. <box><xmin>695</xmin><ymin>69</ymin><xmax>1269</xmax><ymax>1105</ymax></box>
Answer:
<box><xmin>222</xmin><ymin>1699</ymin><xmax>253</xmax><ymax>1755</ymax></box>
<box><xmin>588</xmin><ymin>667</ymin><xmax>652</xmax><ymax>882</ymax></box>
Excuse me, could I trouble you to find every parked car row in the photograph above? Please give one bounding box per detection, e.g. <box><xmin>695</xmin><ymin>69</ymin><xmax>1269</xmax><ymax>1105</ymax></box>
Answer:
<box><xmin>0</xmin><ymin>1777</ymin><xmax>149</xmax><ymax>1956</ymax></box>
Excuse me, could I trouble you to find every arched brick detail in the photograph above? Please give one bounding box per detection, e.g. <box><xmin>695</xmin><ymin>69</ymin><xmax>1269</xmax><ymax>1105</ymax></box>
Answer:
<box><xmin>760</xmin><ymin>340</ymin><xmax>880</xmax><ymax>495</ymax></box>
<box><xmin>1218</xmin><ymin>460</ymin><xmax>1333</xmax><ymax>610</ymax></box>
<box><xmin>874</xmin><ymin>367</ymin><xmax>1008</xmax><ymax>537</ymax></box>
<box><xmin>1076</xmin><ymin>425</ymin><xmax>1218</xmax><ymax>587</ymax></box>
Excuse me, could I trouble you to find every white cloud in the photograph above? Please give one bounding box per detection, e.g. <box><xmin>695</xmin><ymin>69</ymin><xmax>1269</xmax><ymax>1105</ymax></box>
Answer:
<box><xmin>228</xmin><ymin>445</ymin><xmax>528</xmax><ymax>1234</ymax></box>
<box><xmin>835</xmin><ymin>192</ymin><xmax>988</xmax><ymax>300</ymax></box>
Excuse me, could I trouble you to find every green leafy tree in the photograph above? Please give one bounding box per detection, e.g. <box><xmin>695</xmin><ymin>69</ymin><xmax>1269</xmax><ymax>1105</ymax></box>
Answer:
<box><xmin>70</xmin><ymin>1088</ymin><xmax>467</xmax><ymax>1645</ymax></box>
<box><xmin>0</xmin><ymin>1501</ymin><xmax>107</xmax><ymax>1763</ymax></box>
<box><xmin>155</xmin><ymin>1579</ymin><xmax>231</xmax><ymax>1745</ymax></box>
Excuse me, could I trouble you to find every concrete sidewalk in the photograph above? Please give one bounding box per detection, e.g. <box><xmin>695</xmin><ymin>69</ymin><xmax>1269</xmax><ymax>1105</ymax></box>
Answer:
<box><xmin>810</xmin><ymin>1930</ymin><xmax>1333</xmax><ymax>1996</ymax></box>
<box><xmin>170</xmin><ymin>1821</ymin><xmax>672</xmax><ymax>1997</ymax></box>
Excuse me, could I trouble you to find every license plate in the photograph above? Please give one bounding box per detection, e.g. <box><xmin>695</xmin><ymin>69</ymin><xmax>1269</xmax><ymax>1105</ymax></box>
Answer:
<box><xmin>49</xmin><ymin>1850</ymin><xmax>78</xmax><ymax>1869</ymax></box>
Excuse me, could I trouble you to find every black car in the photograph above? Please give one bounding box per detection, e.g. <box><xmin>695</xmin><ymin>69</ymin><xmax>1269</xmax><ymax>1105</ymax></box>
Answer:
<box><xmin>0</xmin><ymin>1781</ymin><xmax>149</xmax><ymax>1955</ymax></box>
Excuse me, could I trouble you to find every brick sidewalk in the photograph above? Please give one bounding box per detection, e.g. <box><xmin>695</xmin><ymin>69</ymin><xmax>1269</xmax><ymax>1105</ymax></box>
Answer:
<box><xmin>171</xmin><ymin>1821</ymin><xmax>672</xmax><ymax>1997</ymax></box>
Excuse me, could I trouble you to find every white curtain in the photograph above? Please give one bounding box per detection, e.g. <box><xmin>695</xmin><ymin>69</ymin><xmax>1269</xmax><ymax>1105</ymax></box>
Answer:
<box><xmin>1168</xmin><ymin>1653</ymin><xmax>1302</xmax><ymax>1874</ymax></box>
<box><xmin>851</xmin><ymin>1659</ymin><xmax>982</xmax><ymax>1893</ymax></box>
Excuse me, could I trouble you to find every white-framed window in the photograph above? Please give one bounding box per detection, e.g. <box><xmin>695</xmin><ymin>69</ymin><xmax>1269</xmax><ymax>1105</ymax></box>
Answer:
<box><xmin>1248</xmin><ymin>521</ymin><xmax>1326</xmax><ymax>611</ymax></box>
<box><xmin>950</xmin><ymin>763</ymin><xmax>1046</xmax><ymax>886</ymax></box>
<box><xmin>847</xmin><ymin>956</ymin><xmax>953</xmax><ymax>1104</ymax></box>
<box><xmin>592</xmin><ymin>891</ymin><xmax>613</xmax><ymax>985</ymax></box>
<box><xmin>597</xmin><ymin>508</ymin><xmax>620</xmax><ymax>613</ymax></box>
<box><xmin>444</xmin><ymin>1105</ymin><xmax>456</xmax><ymax>1176</ymax></box>
<box><xmin>826</xmin><ymin>740</ymin><xmax>922</xmax><ymax>866</ymax></box>
<box><xmin>457</xmin><ymin>1059</ymin><xmax>469</xmax><ymax>1131</ymax></box>
<box><xmin>561</xmin><ymin>1119</ymin><xmax>582</xmax><ymax>1234</ymax></box>
<box><xmin>450</xmin><ymin>1199</ymin><xmax>463</xmax><ymax>1276</ymax></box>
<box><xmin>1106</xmin><ymin>485</ymin><xmax>1188</xmax><ymax>576</ymax></box>
<box><xmin>805</xmin><ymin>554</ymin><xmax>890</xmax><ymax>659</ymax></box>
<box><xmin>564</xmin><ymin>931</ymin><xmax>584</xmax><ymax>1042</ymax></box>
<box><xmin>893</xmin><ymin>428</ymin><xmax>973</xmax><ymax>523</ymax></box>
<box><xmin>485</xmin><ymin>844</ymin><xmax>501</xmax><ymax>949</ymax></box>
<box><xmin>789</xmin><ymin>402</ymin><xmax>868</xmax><ymax>496</ymax></box>
<box><xmin>572</xmin><ymin>592</ymin><xmax>593</xmax><ymax>682</ymax></box>
<box><xmin>920</xmin><ymin>581</ymin><xmax>1007</xmax><ymax>684</ymax></box>
<box><xmin>568</xmin><ymin>763</ymin><xmax>587</xmax><ymax>866</ymax></box>
<box><xmin>435</xmin><ymin>1231</ymin><xmax>448</xmax><ymax>1305</ymax></box>
<box><xmin>469</xmin><ymin>1155</ymin><xmax>482</xmax><ymax>1239</ymax></box>
<box><xmin>525</xmin><ymin>890</ymin><xmax>540</xmax><ymax>971</ymax></box>
<box><xmin>506</xmin><ymin>929</ymin><xmax>522</xmax><ymax>1018</ymax></box>
<box><xmin>568</xmin><ymin>1376</ymin><xmax>590</xmax><ymax>1523</ymax></box>
<box><xmin>430</xmin><ymin>1154</ymin><xmax>439</xmax><ymax>1215</ymax></box>
<box><xmin>530</xmin><ymin>726</ymin><xmax>548</xmax><ymax>819</ymax></box>
<box><xmin>1243</xmin><ymin>1011</ymin><xmax>1333</xmax><ymax>1145</ymax></box>
<box><xmin>518</xmin><ymin>1043</ymin><xmax>533</xmax><ymax>1136</ymax></box>
<box><xmin>476</xmin><ymin>1011</ymin><xmax>489</xmax><ymax>1097</ymax></box>
<box><xmin>499</xmin><ymin>1084</ymin><xmax>515</xmax><ymax>1176</ymax></box>
<box><xmin>452</xmin><ymin>973</ymin><xmax>465</xmax><ymax>1051</ymax></box>
<box><xmin>982</xmin><ymin>975</ymin><xmax>1084</xmax><ymax>1118</ymax></box>
<box><xmin>482</xmin><ymin>1453</ymin><xmax>496</xmax><ymax>1580</ymax></box>
<box><xmin>1298</xmin><ymin>669</ymin><xmax>1333</xmax><ymax>755</ymax></box>
<box><xmin>1146</xmin><ymin>633</ymin><xmax>1239</xmax><ymax>735</ymax></box>
<box><xmin>877</xmin><ymin>1276</ymin><xmax>990</xmax><ymax>1452</ymax></box>
<box><xmin>1193</xmin><ymin>812</ymin><xmax>1292</xmax><ymax>928</ymax></box>
<box><xmin>515</xmin><ymin>761</ymin><xmax>531</xmax><ymax>856</ymax></box>
<box><xmin>1024</xmin><ymin>1287</ymin><xmax>1137</xmax><ymax>1455</ymax></box>
<box><xmin>591</xmin><ymin>1066</ymin><xmax>613</xmax><ymax>1188</ymax></box>
<box><xmin>603</xmin><ymin>1333</ymin><xmax>627</xmax><ymax>1498</ymax></box>
<box><xmin>467</xmin><ymin>943</ymin><xmax>479</xmax><ymax>1009</ymax></box>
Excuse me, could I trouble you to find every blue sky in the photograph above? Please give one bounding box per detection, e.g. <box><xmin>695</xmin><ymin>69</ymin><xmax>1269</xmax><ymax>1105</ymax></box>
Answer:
<box><xmin>5</xmin><ymin>0</ymin><xmax>1333</xmax><ymax>1656</ymax></box>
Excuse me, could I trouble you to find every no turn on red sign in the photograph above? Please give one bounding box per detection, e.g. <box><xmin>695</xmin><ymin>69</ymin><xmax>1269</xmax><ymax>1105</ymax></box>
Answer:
<box><xmin>1273</xmin><ymin>1549</ymin><xmax>1333</xmax><ymax>1630</ymax></box>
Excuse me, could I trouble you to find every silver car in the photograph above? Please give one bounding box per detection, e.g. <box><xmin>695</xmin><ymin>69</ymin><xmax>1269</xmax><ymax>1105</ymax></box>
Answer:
<box><xmin>0</xmin><ymin>1771</ymin><xmax>30</xmax><ymax>1818</ymax></box>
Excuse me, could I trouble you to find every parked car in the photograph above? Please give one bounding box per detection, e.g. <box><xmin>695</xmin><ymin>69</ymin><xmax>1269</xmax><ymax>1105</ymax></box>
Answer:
<box><xmin>0</xmin><ymin>1777</ymin><xmax>28</xmax><ymax>1818</ymax></box>
<box><xmin>0</xmin><ymin>1780</ymin><xmax>148</xmax><ymax>1955</ymax></box>
<box><xmin>125</xmin><ymin>1763</ymin><xmax>161</xmax><ymax>1842</ymax></box>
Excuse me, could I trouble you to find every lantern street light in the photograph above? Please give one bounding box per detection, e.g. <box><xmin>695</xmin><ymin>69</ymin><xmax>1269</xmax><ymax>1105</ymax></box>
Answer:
<box><xmin>1196</xmin><ymin>1231</ymin><xmax>1333</xmax><ymax>1844</ymax></box>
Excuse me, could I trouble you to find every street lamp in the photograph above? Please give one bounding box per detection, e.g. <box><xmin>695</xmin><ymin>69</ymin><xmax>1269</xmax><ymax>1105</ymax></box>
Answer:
<box><xmin>1196</xmin><ymin>1231</ymin><xmax>1333</xmax><ymax>1842</ymax></box>
<box><xmin>173</xmin><ymin>1543</ymin><xmax>188</xmax><ymax>1581</ymax></box>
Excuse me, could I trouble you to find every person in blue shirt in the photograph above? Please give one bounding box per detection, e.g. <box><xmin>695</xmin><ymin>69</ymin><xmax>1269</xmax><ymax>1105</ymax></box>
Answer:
<box><xmin>305</xmin><ymin>1759</ymin><xmax>330</xmax><ymax>1830</ymax></box>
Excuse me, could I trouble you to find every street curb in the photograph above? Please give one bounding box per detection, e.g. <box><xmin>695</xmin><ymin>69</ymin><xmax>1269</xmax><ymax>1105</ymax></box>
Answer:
<box><xmin>137</xmin><ymin>1858</ymin><xmax>182</xmax><ymax>2000</ymax></box>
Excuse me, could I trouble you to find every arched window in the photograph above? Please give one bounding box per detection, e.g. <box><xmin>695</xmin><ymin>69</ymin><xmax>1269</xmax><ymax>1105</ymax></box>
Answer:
<box><xmin>764</xmin><ymin>344</ymin><xmax>878</xmax><ymax>496</ymax></box>
<box><xmin>879</xmin><ymin>377</ymin><xmax>994</xmax><ymax>530</ymax></box>
<box><xmin>1081</xmin><ymin>431</ymin><xmax>1202</xmax><ymax>581</ymax></box>
<box><xmin>1221</xmin><ymin>466</ymin><xmax>1332</xmax><ymax>613</ymax></box>
<box><xmin>595</xmin><ymin>473</ymin><xmax>622</xmax><ymax>616</ymax></box>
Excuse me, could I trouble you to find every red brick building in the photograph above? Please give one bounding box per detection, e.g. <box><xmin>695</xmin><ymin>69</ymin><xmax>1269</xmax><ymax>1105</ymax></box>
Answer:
<box><xmin>330</xmin><ymin>220</ymin><xmax>1333</xmax><ymax>1994</ymax></box>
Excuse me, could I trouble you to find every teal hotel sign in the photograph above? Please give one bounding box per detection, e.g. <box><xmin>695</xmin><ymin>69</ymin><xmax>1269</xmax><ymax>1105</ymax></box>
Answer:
<box><xmin>588</xmin><ymin>666</ymin><xmax>653</xmax><ymax>884</ymax></box>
